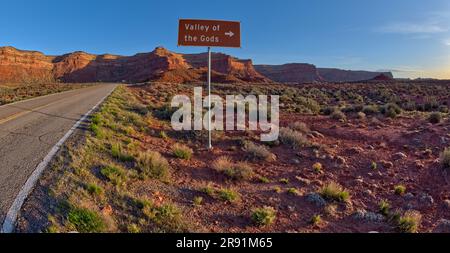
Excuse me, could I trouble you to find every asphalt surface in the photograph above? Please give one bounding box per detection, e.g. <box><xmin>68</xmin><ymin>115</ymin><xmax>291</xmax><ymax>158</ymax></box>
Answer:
<box><xmin>0</xmin><ymin>83</ymin><xmax>118</xmax><ymax>223</ymax></box>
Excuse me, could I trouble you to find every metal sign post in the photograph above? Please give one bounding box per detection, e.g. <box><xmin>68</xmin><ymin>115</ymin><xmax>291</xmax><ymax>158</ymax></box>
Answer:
<box><xmin>207</xmin><ymin>46</ymin><xmax>212</xmax><ymax>149</ymax></box>
<box><xmin>178</xmin><ymin>19</ymin><xmax>241</xmax><ymax>149</ymax></box>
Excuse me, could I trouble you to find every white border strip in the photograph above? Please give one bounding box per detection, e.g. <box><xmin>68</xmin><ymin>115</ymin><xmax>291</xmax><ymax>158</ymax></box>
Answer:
<box><xmin>1</xmin><ymin>86</ymin><xmax>116</xmax><ymax>233</ymax></box>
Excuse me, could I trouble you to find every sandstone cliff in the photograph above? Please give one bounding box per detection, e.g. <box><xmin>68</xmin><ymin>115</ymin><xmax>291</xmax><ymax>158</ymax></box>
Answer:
<box><xmin>0</xmin><ymin>46</ymin><xmax>268</xmax><ymax>84</ymax></box>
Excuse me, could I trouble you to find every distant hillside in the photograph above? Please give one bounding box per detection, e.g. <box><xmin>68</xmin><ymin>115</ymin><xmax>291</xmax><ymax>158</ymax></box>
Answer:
<box><xmin>317</xmin><ymin>68</ymin><xmax>394</xmax><ymax>82</ymax></box>
<box><xmin>254</xmin><ymin>63</ymin><xmax>323</xmax><ymax>83</ymax></box>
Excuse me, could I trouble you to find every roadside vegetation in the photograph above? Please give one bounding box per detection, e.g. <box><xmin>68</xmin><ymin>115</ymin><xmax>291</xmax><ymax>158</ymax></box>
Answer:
<box><xmin>0</xmin><ymin>83</ymin><xmax>90</xmax><ymax>105</ymax></box>
<box><xmin>17</xmin><ymin>80</ymin><xmax>450</xmax><ymax>233</ymax></box>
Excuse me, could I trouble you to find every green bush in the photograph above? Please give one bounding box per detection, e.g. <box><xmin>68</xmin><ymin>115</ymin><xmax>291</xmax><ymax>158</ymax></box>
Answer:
<box><xmin>362</xmin><ymin>105</ymin><xmax>379</xmax><ymax>115</ymax></box>
<box><xmin>68</xmin><ymin>207</ymin><xmax>106</xmax><ymax>233</ymax></box>
<box><xmin>251</xmin><ymin>206</ymin><xmax>276</xmax><ymax>226</ymax></box>
<box><xmin>319</xmin><ymin>182</ymin><xmax>350</xmax><ymax>202</ymax></box>
<box><xmin>330</xmin><ymin>110</ymin><xmax>346</xmax><ymax>121</ymax></box>
<box><xmin>100</xmin><ymin>166</ymin><xmax>125</xmax><ymax>185</ymax></box>
<box><xmin>398</xmin><ymin>210</ymin><xmax>422</xmax><ymax>233</ymax></box>
<box><xmin>394</xmin><ymin>185</ymin><xmax>406</xmax><ymax>195</ymax></box>
<box><xmin>380</xmin><ymin>103</ymin><xmax>401</xmax><ymax>118</ymax></box>
<box><xmin>172</xmin><ymin>143</ymin><xmax>193</xmax><ymax>160</ymax></box>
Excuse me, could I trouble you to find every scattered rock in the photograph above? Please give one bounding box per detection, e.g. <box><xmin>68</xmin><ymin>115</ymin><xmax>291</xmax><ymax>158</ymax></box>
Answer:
<box><xmin>364</xmin><ymin>189</ymin><xmax>373</xmax><ymax>197</ymax></box>
<box><xmin>353</xmin><ymin>210</ymin><xmax>384</xmax><ymax>223</ymax></box>
<box><xmin>292</xmin><ymin>159</ymin><xmax>300</xmax><ymax>164</ymax></box>
<box><xmin>305</xmin><ymin>193</ymin><xmax>327</xmax><ymax>207</ymax></box>
<box><xmin>414</xmin><ymin>160</ymin><xmax>425</xmax><ymax>169</ymax></box>
<box><xmin>404</xmin><ymin>193</ymin><xmax>415</xmax><ymax>200</ymax></box>
<box><xmin>419</xmin><ymin>193</ymin><xmax>434</xmax><ymax>208</ymax></box>
<box><xmin>367</xmin><ymin>145</ymin><xmax>375</xmax><ymax>150</ymax></box>
<box><xmin>444</xmin><ymin>200</ymin><xmax>450</xmax><ymax>209</ymax></box>
<box><xmin>393</xmin><ymin>152</ymin><xmax>407</xmax><ymax>160</ymax></box>
<box><xmin>296</xmin><ymin>176</ymin><xmax>311</xmax><ymax>185</ymax></box>
<box><xmin>433</xmin><ymin>219</ymin><xmax>450</xmax><ymax>233</ymax></box>
<box><xmin>335</xmin><ymin>156</ymin><xmax>347</xmax><ymax>165</ymax></box>
<box><xmin>380</xmin><ymin>160</ymin><xmax>393</xmax><ymax>169</ymax></box>
<box><xmin>310</xmin><ymin>131</ymin><xmax>324</xmax><ymax>139</ymax></box>
<box><xmin>355</xmin><ymin>178</ymin><xmax>364</xmax><ymax>184</ymax></box>
<box><xmin>348</xmin><ymin>147</ymin><xmax>364</xmax><ymax>154</ymax></box>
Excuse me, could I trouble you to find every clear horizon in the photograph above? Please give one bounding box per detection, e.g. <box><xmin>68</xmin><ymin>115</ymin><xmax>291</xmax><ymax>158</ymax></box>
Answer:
<box><xmin>1</xmin><ymin>0</ymin><xmax>449</xmax><ymax>79</ymax></box>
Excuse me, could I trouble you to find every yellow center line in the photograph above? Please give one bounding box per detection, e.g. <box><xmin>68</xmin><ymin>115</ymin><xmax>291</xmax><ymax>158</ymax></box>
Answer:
<box><xmin>0</xmin><ymin>99</ymin><xmax>64</xmax><ymax>125</ymax></box>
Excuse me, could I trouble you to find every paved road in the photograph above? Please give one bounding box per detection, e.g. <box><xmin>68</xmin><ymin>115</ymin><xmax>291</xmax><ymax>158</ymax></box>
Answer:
<box><xmin>0</xmin><ymin>83</ymin><xmax>118</xmax><ymax>224</ymax></box>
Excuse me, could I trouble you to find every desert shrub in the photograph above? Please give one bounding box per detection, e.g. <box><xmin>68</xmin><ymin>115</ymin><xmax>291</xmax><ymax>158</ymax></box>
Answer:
<box><xmin>380</xmin><ymin>103</ymin><xmax>401</xmax><ymax>118</ymax></box>
<box><xmin>424</xmin><ymin>97</ymin><xmax>439</xmax><ymax>111</ymax></box>
<box><xmin>371</xmin><ymin>161</ymin><xmax>378</xmax><ymax>170</ymax></box>
<box><xmin>293</xmin><ymin>96</ymin><xmax>320</xmax><ymax>114</ymax></box>
<box><xmin>440</xmin><ymin>148</ymin><xmax>450</xmax><ymax>169</ymax></box>
<box><xmin>218</xmin><ymin>188</ymin><xmax>240</xmax><ymax>203</ymax></box>
<box><xmin>362</xmin><ymin>105</ymin><xmax>379</xmax><ymax>115</ymax></box>
<box><xmin>90</xmin><ymin>123</ymin><xmax>105</xmax><ymax>139</ymax></box>
<box><xmin>151</xmin><ymin>104</ymin><xmax>176</xmax><ymax>121</ymax></box>
<box><xmin>68</xmin><ymin>207</ymin><xmax>106</xmax><ymax>233</ymax></box>
<box><xmin>330</xmin><ymin>110</ymin><xmax>346</xmax><ymax>121</ymax></box>
<box><xmin>111</xmin><ymin>143</ymin><xmax>134</xmax><ymax>162</ymax></box>
<box><xmin>287</xmin><ymin>188</ymin><xmax>300</xmax><ymax>195</ymax></box>
<box><xmin>86</xmin><ymin>183</ymin><xmax>103</xmax><ymax>196</ymax></box>
<box><xmin>357</xmin><ymin>111</ymin><xmax>366</xmax><ymax>119</ymax></box>
<box><xmin>438</xmin><ymin>105</ymin><xmax>449</xmax><ymax>113</ymax></box>
<box><xmin>144</xmin><ymin>203</ymin><xmax>187</xmax><ymax>232</ymax></box>
<box><xmin>398</xmin><ymin>210</ymin><xmax>422</xmax><ymax>233</ymax></box>
<box><xmin>319</xmin><ymin>182</ymin><xmax>350</xmax><ymax>202</ymax></box>
<box><xmin>379</xmin><ymin>200</ymin><xmax>391</xmax><ymax>216</ymax></box>
<box><xmin>259</xmin><ymin>176</ymin><xmax>271</xmax><ymax>183</ymax></box>
<box><xmin>428</xmin><ymin>112</ymin><xmax>442</xmax><ymax>124</ymax></box>
<box><xmin>193</xmin><ymin>196</ymin><xmax>203</xmax><ymax>206</ymax></box>
<box><xmin>279</xmin><ymin>178</ymin><xmax>289</xmax><ymax>184</ymax></box>
<box><xmin>273</xmin><ymin>186</ymin><xmax>282</xmax><ymax>193</ymax></box>
<box><xmin>394</xmin><ymin>185</ymin><xmax>406</xmax><ymax>195</ymax></box>
<box><xmin>212</xmin><ymin>156</ymin><xmax>254</xmax><ymax>181</ymax></box>
<box><xmin>312</xmin><ymin>162</ymin><xmax>323</xmax><ymax>173</ymax></box>
<box><xmin>100</xmin><ymin>166</ymin><xmax>125</xmax><ymax>185</ymax></box>
<box><xmin>91</xmin><ymin>113</ymin><xmax>102</xmax><ymax>125</ymax></box>
<box><xmin>289</xmin><ymin>122</ymin><xmax>310</xmax><ymax>133</ymax></box>
<box><xmin>311</xmin><ymin>214</ymin><xmax>322</xmax><ymax>226</ymax></box>
<box><xmin>137</xmin><ymin>151</ymin><xmax>170</xmax><ymax>180</ymax></box>
<box><xmin>172</xmin><ymin>143</ymin><xmax>193</xmax><ymax>160</ymax></box>
<box><xmin>244</xmin><ymin>141</ymin><xmax>276</xmax><ymax>161</ymax></box>
<box><xmin>251</xmin><ymin>206</ymin><xmax>276</xmax><ymax>226</ymax></box>
<box><xmin>279</xmin><ymin>127</ymin><xmax>309</xmax><ymax>149</ymax></box>
<box><xmin>321</xmin><ymin>106</ymin><xmax>336</xmax><ymax>116</ymax></box>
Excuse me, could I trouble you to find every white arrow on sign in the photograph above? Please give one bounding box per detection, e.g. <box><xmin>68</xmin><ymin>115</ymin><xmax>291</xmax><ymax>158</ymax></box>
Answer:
<box><xmin>225</xmin><ymin>31</ymin><xmax>234</xmax><ymax>37</ymax></box>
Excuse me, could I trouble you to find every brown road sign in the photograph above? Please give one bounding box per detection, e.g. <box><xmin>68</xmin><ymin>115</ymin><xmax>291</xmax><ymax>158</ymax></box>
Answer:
<box><xmin>178</xmin><ymin>19</ymin><xmax>241</xmax><ymax>48</ymax></box>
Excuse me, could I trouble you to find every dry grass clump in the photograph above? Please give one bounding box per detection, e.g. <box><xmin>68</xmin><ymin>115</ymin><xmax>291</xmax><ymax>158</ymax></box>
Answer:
<box><xmin>136</xmin><ymin>151</ymin><xmax>170</xmax><ymax>180</ymax></box>
<box><xmin>212</xmin><ymin>156</ymin><xmax>254</xmax><ymax>181</ymax></box>
<box><xmin>319</xmin><ymin>181</ymin><xmax>350</xmax><ymax>202</ymax></box>
<box><xmin>172</xmin><ymin>143</ymin><xmax>193</xmax><ymax>160</ymax></box>
<box><xmin>279</xmin><ymin>127</ymin><xmax>310</xmax><ymax>149</ymax></box>
<box><xmin>244</xmin><ymin>141</ymin><xmax>276</xmax><ymax>161</ymax></box>
<box><xmin>251</xmin><ymin>206</ymin><xmax>277</xmax><ymax>226</ymax></box>
<box><xmin>440</xmin><ymin>147</ymin><xmax>450</xmax><ymax>170</ymax></box>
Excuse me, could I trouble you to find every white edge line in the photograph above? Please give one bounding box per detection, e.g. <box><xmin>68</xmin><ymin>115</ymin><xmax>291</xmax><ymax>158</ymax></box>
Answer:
<box><xmin>0</xmin><ymin>86</ymin><xmax>117</xmax><ymax>233</ymax></box>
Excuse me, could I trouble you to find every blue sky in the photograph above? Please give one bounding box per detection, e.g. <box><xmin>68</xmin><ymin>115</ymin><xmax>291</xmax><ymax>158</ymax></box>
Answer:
<box><xmin>1</xmin><ymin>0</ymin><xmax>449</xmax><ymax>78</ymax></box>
